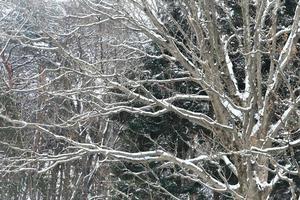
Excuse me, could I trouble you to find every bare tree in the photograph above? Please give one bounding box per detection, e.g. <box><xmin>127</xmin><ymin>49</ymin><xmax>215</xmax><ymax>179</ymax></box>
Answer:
<box><xmin>1</xmin><ymin>0</ymin><xmax>300</xmax><ymax>199</ymax></box>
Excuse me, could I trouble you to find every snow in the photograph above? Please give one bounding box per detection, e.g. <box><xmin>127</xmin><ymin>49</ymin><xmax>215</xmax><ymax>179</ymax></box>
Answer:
<box><xmin>55</xmin><ymin>62</ymin><xmax>61</xmax><ymax>66</ymax></box>
<box><xmin>149</xmin><ymin>30</ymin><xmax>166</xmax><ymax>42</ymax></box>
<box><xmin>222</xmin><ymin>35</ymin><xmax>240</xmax><ymax>94</ymax></box>
<box><xmin>238</xmin><ymin>91</ymin><xmax>250</xmax><ymax>101</ymax></box>
<box><xmin>240</xmin><ymin>62</ymin><xmax>251</xmax><ymax>101</ymax></box>
<box><xmin>221</xmin><ymin>155</ymin><xmax>238</xmax><ymax>176</ymax></box>
<box><xmin>86</xmin><ymin>134</ymin><xmax>92</xmax><ymax>143</ymax></box>
<box><xmin>268</xmin><ymin>104</ymin><xmax>295</xmax><ymax>135</ymax></box>
<box><xmin>228</xmin><ymin>183</ymin><xmax>240</xmax><ymax>190</ymax></box>
<box><xmin>252</xmin><ymin>109</ymin><xmax>263</xmax><ymax>135</ymax></box>
<box><xmin>72</xmin><ymin>94</ymin><xmax>77</xmax><ymax>108</ymax></box>
<box><xmin>225</xmin><ymin>47</ymin><xmax>239</xmax><ymax>92</ymax></box>
<box><xmin>221</xmin><ymin>99</ymin><xmax>243</xmax><ymax>120</ymax></box>
<box><xmin>33</xmin><ymin>42</ymin><xmax>49</xmax><ymax>47</ymax></box>
<box><xmin>290</xmin><ymin>137</ymin><xmax>300</xmax><ymax>146</ymax></box>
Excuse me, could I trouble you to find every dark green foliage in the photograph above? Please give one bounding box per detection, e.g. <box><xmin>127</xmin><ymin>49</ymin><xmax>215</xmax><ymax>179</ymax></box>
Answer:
<box><xmin>112</xmin><ymin>38</ymin><xmax>214</xmax><ymax>198</ymax></box>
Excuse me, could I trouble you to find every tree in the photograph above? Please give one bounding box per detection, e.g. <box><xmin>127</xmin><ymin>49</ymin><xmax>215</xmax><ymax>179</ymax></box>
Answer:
<box><xmin>112</xmin><ymin>41</ymin><xmax>216</xmax><ymax>199</ymax></box>
<box><xmin>0</xmin><ymin>0</ymin><xmax>300</xmax><ymax>199</ymax></box>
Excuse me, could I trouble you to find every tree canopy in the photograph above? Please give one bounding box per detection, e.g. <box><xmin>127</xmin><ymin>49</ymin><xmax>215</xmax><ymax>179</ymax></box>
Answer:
<box><xmin>0</xmin><ymin>0</ymin><xmax>299</xmax><ymax>199</ymax></box>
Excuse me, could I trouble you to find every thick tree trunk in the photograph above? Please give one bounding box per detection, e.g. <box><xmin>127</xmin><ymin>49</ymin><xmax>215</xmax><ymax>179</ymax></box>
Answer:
<box><xmin>236</xmin><ymin>157</ymin><xmax>271</xmax><ymax>200</ymax></box>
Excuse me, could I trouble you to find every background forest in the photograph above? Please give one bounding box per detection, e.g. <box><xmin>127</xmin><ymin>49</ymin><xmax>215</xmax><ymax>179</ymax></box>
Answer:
<box><xmin>0</xmin><ymin>0</ymin><xmax>299</xmax><ymax>199</ymax></box>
